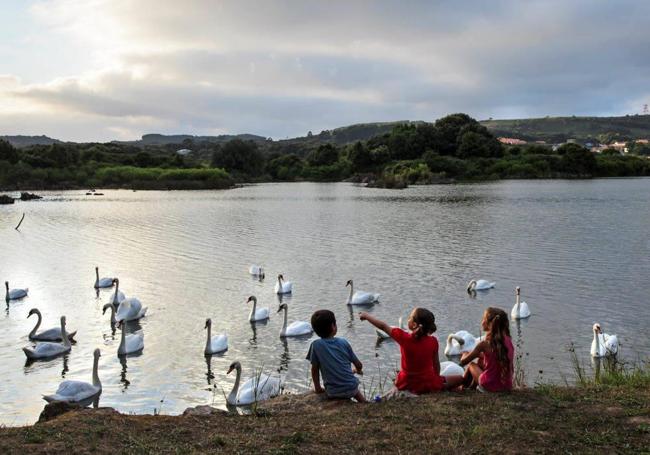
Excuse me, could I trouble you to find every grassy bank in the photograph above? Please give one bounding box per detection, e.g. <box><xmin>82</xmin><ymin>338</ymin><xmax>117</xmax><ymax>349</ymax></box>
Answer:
<box><xmin>1</xmin><ymin>374</ymin><xmax>648</xmax><ymax>454</ymax></box>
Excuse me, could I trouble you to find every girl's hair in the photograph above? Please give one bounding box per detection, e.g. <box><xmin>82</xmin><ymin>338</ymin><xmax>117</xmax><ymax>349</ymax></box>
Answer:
<box><xmin>484</xmin><ymin>307</ymin><xmax>511</xmax><ymax>379</ymax></box>
<box><xmin>410</xmin><ymin>308</ymin><xmax>437</xmax><ymax>340</ymax></box>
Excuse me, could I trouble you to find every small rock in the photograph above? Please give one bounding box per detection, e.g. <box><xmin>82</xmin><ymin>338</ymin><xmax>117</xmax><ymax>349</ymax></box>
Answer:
<box><xmin>20</xmin><ymin>192</ymin><xmax>42</xmax><ymax>201</ymax></box>
<box><xmin>182</xmin><ymin>405</ymin><xmax>227</xmax><ymax>417</ymax></box>
<box><xmin>0</xmin><ymin>194</ymin><xmax>14</xmax><ymax>205</ymax></box>
<box><xmin>38</xmin><ymin>402</ymin><xmax>83</xmax><ymax>423</ymax></box>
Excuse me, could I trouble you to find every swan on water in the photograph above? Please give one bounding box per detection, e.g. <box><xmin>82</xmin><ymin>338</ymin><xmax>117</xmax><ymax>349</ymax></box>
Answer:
<box><xmin>466</xmin><ymin>279</ymin><xmax>495</xmax><ymax>293</ymax></box>
<box><xmin>376</xmin><ymin>317</ymin><xmax>403</xmax><ymax>339</ymax></box>
<box><xmin>115</xmin><ymin>296</ymin><xmax>147</xmax><ymax>322</ymax></box>
<box><xmin>277</xmin><ymin>303</ymin><xmax>312</xmax><ymax>337</ymax></box>
<box><xmin>5</xmin><ymin>281</ymin><xmax>28</xmax><ymax>302</ymax></box>
<box><xmin>23</xmin><ymin>316</ymin><xmax>72</xmax><ymax>359</ymax></box>
<box><xmin>204</xmin><ymin>318</ymin><xmax>228</xmax><ymax>354</ymax></box>
<box><xmin>226</xmin><ymin>361</ymin><xmax>281</xmax><ymax>406</ymax></box>
<box><xmin>249</xmin><ymin>265</ymin><xmax>265</xmax><ymax>279</ymax></box>
<box><xmin>591</xmin><ymin>323</ymin><xmax>618</xmax><ymax>357</ymax></box>
<box><xmin>511</xmin><ymin>286</ymin><xmax>531</xmax><ymax>320</ymax></box>
<box><xmin>28</xmin><ymin>308</ymin><xmax>77</xmax><ymax>341</ymax></box>
<box><xmin>247</xmin><ymin>295</ymin><xmax>270</xmax><ymax>322</ymax></box>
<box><xmin>94</xmin><ymin>267</ymin><xmax>114</xmax><ymax>289</ymax></box>
<box><xmin>346</xmin><ymin>280</ymin><xmax>380</xmax><ymax>305</ymax></box>
<box><xmin>444</xmin><ymin>330</ymin><xmax>481</xmax><ymax>356</ymax></box>
<box><xmin>117</xmin><ymin>321</ymin><xmax>144</xmax><ymax>355</ymax></box>
<box><xmin>108</xmin><ymin>278</ymin><xmax>126</xmax><ymax>306</ymax></box>
<box><xmin>43</xmin><ymin>348</ymin><xmax>102</xmax><ymax>406</ymax></box>
<box><xmin>274</xmin><ymin>274</ymin><xmax>293</xmax><ymax>294</ymax></box>
<box><xmin>102</xmin><ymin>303</ymin><xmax>117</xmax><ymax>326</ymax></box>
<box><xmin>440</xmin><ymin>361</ymin><xmax>465</xmax><ymax>378</ymax></box>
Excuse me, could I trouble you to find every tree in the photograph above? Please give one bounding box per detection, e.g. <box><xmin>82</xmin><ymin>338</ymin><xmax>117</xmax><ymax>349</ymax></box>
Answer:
<box><xmin>135</xmin><ymin>151</ymin><xmax>153</xmax><ymax>167</ymax></box>
<box><xmin>347</xmin><ymin>141</ymin><xmax>372</xmax><ymax>170</ymax></box>
<box><xmin>306</xmin><ymin>144</ymin><xmax>339</xmax><ymax>166</ymax></box>
<box><xmin>434</xmin><ymin>113</ymin><xmax>476</xmax><ymax>155</ymax></box>
<box><xmin>556</xmin><ymin>143</ymin><xmax>597</xmax><ymax>175</ymax></box>
<box><xmin>0</xmin><ymin>139</ymin><xmax>19</xmax><ymax>164</ymax></box>
<box><xmin>210</xmin><ymin>139</ymin><xmax>265</xmax><ymax>176</ymax></box>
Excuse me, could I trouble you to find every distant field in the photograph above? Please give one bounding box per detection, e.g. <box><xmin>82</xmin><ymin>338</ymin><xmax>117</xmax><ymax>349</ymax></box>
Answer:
<box><xmin>481</xmin><ymin>115</ymin><xmax>650</xmax><ymax>143</ymax></box>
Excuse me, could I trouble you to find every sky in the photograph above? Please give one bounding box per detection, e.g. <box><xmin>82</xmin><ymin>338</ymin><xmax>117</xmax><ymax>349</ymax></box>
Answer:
<box><xmin>0</xmin><ymin>0</ymin><xmax>649</xmax><ymax>142</ymax></box>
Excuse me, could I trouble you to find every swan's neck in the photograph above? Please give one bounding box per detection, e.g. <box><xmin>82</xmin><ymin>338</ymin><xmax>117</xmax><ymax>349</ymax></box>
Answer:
<box><xmin>112</xmin><ymin>280</ymin><xmax>120</xmax><ymax>304</ymax></box>
<box><xmin>281</xmin><ymin>307</ymin><xmax>288</xmax><ymax>336</ymax></box>
<box><xmin>205</xmin><ymin>323</ymin><xmax>212</xmax><ymax>351</ymax></box>
<box><xmin>29</xmin><ymin>311</ymin><xmax>42</xmax><ymax>338</ymax></box>
<box><xmin>110</xmin><ymin>306</ymin><xmax>116</xmax><ymax>325</ymax></box>
<box><xmin>593</xmin><ymin>330</ymin><xmax>601</xmax><ymax>352</ymax></box>
<box><xmin>449</xmin><ymin>334</ymin><xmax>465</xmax><ymax>345</ymax></box>
<box><xmin>119</xmin><ymin>323</ymin><xmax>126</xmax><ymax>352</ymax></box>
<box><xmin>92</xmin><ymin>355</ymin><xmax>101</xmax><ymax>388</ymax></box>
<box><xmin>249</xmin><ymin>300</ymin><xmax>257</xmax><ymax>321</ymax></box>
<box><xmin>61</xmin><ymin>320</ymin><xmax>71</xmax><ymax>347</ymax></box>
<box><xmin>514</xmin><ymin>293</ymin><xmax>520</xmax><ymax>316</ymax></box>
<box><xmin>95</xmin><ymin>269</ymin><xmax>99</xmax><ymax>285</ymax></box>
<box><xmin>348</xmin><ymin>283</ymin><xmax>354</xmax><ymax>303</ymax></box>
<box><xmin>228</xmin><ymin>366</ymin><xmax>241</xmax><ymax>404</ymax></box>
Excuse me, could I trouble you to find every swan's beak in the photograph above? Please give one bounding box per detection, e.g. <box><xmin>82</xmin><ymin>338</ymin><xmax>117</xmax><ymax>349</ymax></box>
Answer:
<box><xmin>227</xmin><ymin>366</ymin><xmax>234</xmax><ymax>374</ymax></box>
<box><xmin>277</xmin><ymin>307</ymin><xmax>282</xmax><ymax>313</ymax></box>
<box><xmin>27</xmin><ymin>311</ymin><xmax>34</xmax><ymax>318</ymax></box>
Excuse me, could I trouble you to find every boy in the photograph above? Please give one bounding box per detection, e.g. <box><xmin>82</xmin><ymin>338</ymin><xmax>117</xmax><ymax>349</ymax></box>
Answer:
<box><xmin>306</xmin><ymin>309</ymin><xmax>366</xmax><ymax>402</ymax></box>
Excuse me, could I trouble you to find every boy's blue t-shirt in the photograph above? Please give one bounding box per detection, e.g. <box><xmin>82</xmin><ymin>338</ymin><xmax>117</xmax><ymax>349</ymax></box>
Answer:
<box><xmin>306</xmin><ymin>337</ymin><xmax>359</xmax><ymax>397</ymax></box>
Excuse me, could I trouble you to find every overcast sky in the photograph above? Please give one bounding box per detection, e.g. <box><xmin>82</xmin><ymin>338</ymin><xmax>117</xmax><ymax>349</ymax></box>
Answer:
<box><xmin>1</xmin><ymin>0</ymin><xmax>649</xmax><ymax>142</ymax></box>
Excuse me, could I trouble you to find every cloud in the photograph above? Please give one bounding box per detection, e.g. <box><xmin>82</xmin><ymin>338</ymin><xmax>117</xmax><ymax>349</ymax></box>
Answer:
<box><xmin>1</xmin><ymin>0</ymin><xmax>649</xmax><ymax>141</ymax></box>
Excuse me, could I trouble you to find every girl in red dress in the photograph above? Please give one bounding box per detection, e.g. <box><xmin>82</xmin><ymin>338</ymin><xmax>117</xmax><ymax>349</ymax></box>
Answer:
<box><xmin>360</xmin><ymin>308</ymin><xmax>444</xmax><ymax>395</ymax></box>
<box><xmin>460</xmin><ymin>307</ymin><xmax>514</xmax><ymax>392</ymax></box>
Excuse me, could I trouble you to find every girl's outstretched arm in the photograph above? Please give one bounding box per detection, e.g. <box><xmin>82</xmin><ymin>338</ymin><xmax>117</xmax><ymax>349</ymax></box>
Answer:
<box><xmin>358</xmin><ymin>312</ymin><xmax>391</xmax><ymax>335</ymax></box>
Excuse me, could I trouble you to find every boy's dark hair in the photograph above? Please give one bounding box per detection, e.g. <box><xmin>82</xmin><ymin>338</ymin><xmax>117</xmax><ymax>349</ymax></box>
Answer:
<box><xmin>311</xmin><ymin>310</ymin><xmax>336</xmax><ymax>338</ymax></box>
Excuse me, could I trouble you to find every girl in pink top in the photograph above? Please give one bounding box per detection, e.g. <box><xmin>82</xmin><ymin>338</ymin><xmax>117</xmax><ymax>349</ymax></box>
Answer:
<box><xmin>460</xmin><ymin>307</ymin><xmax>514</xmax><ymax>392</ymax></box>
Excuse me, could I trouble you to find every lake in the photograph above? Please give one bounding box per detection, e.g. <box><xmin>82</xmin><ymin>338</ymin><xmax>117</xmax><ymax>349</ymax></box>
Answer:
<box><xmin>1</xmin><ymin>180</ymin><xmax>649</xmax><ymax>424</ymax></box>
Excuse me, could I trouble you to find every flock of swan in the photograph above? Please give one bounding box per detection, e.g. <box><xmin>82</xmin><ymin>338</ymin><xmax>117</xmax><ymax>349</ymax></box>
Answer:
<box><xmin>4</xmin><ymin>266</ymin><xmax>619</xmax><ymax>410</ymax></box>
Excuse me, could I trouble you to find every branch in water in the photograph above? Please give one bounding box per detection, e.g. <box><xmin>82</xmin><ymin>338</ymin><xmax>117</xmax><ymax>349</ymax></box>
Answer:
<box><xmin>15</xmin><ymin>213</ymin><xmax>25</xmax><ymax>230</ymax></box>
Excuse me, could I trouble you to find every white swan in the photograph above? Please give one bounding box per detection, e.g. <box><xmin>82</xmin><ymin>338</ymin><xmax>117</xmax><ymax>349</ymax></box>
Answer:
<box><xmin>511</xmin><ymin>286</ymin><xmax>531</xmax><ymax>319</ymax></box>
<box><xmin>117</xmin><ymin>321</ymin><xmax>144</xmax><ymax>355</ymax></box>
<box><xmin>376</xmin><ymin>317</ymin><xmax>403</xmax><ymax>339</ymax></box>
<box><xmin>277</xmin><ymin>303</ymin><xmax>312</xmax><ymax>337</ymax></box>
<box><xmin>94</xmin><ymin>267</ymin><xmax>114</xmax><ymax>289</ymax></box>
<box><xmin>28</xmin><ymin>308</ymin><xmax>77</xmax><ymax>341</ymax></box>
<box><xmin>440</xmin><ymin>361</ymin><xmax>465</xmax><ymax>377</ymax></box>
<box><xmin>591</xmin><ymin>323</ymin><xmax>618</xmax><ymax>357</ymax></box>
<box><xmin>108</xmin><ymin>278</ymin><xmax>126</xmax><ymax>306</ymax></box>
<box><xmin>444</xmin><ymin>330</ymin><xmax>480</xmax><ymax>356</ymax></box>
<box><xmin>274</xmin><ymin>274</ymin><xmax>293</xmax><ymax>294</ymax></box>
<box><xmin>346</xmin><ymin>280</ymin><xmax>380</xmax><ymax>305</ymax></box>
<box><xmin>23</xmin><ymin>316</ymin><xmax>72</xmax><ymax>359</ymax></box>
<box><xmin>5</xmin><ymin>281</ymin><xmax>28</xmax><ymax>301</ymax></box>
<box><xmin>204</xmin><ymin>318</ymin><xmax>228</xmax><ymax>354</ymax></box>
<box><xmin>226</xmin><ymin>361</ymin><xmax>281</xmax><ymax>406</ymax></box>
<box><xmin>43</xmin><ymin>348</ymin><xmax>102</xmax><ymax>406</ymax></box>
<box><xmin>102</xmin><ymin>303</ymin><xmax>117</xmax><ymax>326</ymax></box>
<box><xmin>115</xmin><ymin>297</ymin><xmax>147</xmax><ymax>322</ymax></box>
<box><xmin>247</xmin><ymin>295</ymin><xmax>270</xmax><ymax>322</ymax></box>
<box><xmin>249</xmin><ymin>265</ymin><xmax>265</xmax><ymax>278</ymax></box>
<box><xmin>467</xmin><ymin>279</ymin><xmax>495</xmax><ymax>292</ymax></box>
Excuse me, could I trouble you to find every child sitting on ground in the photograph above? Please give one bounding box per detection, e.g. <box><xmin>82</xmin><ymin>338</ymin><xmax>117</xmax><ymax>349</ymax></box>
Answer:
<box><xmin>459</xmin><ymin>307</ymin><xmax>514</xmax><ymax>392</ymax></box>
<box><xmin>359</xmin><ymin>308</ymin><xmax>445</xmax><ymax>396</ymax></box>
<box><xmin>306</xmin><ymin>310</ymin><xmax>366</xmax><ymax>402</ymax></box>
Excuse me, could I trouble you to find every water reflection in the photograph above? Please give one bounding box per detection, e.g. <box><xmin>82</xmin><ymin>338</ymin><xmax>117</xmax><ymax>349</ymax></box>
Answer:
<box><xmin>119</xmin><ymin>356</ymin><xmax>131</xmax><ymax>390</ymax></box>
<box><xmin>279</xmin><ymin>338</ymin><xmax>290</xmax><ymax>373</ymax></box>
<box><xmin>205</xmin><ymin>355</ymin><xmax>215</xmax><ymax>385</ymax></box>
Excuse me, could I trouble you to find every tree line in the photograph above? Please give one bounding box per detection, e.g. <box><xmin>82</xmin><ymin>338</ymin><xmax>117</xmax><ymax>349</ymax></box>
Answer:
<box><xmin>2</xmin><ymin>113</ymin><xmax>650</xmax><ymax>190</ymax></box>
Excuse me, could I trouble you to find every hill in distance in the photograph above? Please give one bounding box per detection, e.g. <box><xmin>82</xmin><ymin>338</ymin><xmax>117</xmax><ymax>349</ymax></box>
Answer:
<box><xmin>0</xmin><ymin>135</ymin><xmax>62</xmax><ymax>148</ymax></box>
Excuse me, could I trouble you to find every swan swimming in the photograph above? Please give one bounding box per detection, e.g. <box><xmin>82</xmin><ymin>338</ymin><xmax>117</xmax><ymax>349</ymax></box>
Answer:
<box><xmin>117</xmin><ymin>321</ymin><xmax>144</xmax><ymax>355</ymax></box>
<box><xmin>43</xmin><ymin>348</ymin><xmax>102</xmax><ymax>406</ymax></box>
<box><xmin>102</xmin><ymin>303</ymin><xmax>117</xmax><ymax>326</ymax></box>
<box><xmin>249</xmin><ymin>265</ymin><xmax>265</xmax><ymax>279</ymax></box>
<box><xmin>23</xmin><ymin>316</ymin><xmax>72</xmax><ymax>359</ymax></box>
<box><xmin>108</xmin><ymin>278</ymin><xmax>126</xmax><ymax>306</ymax></box>
<box><xmin>591</xmin><ymin>323</ymin><xmax>618</xmax><ymax>357</ymax></box>
<box><xmin>511</xmin><ymin>286</ymin><xmax>531</xmax><ymax>320</ymax></box>
<box><xmin>346</xmin><ymin>280</ymin><xmax>380</xmax><ymax>305</ymax></box>
<box><xmin>440</xmin><ymin>361</ymin><xmax>465</xmax><ymax>377</ymax></box>
<box><xmin>94</xmin><ymin>267</ymin><xmax>114</xmax><ymax>289</ymax></box>
<box><xmin>5</xmin><ymin>281</ymin><xmax>28</xmax><ymax>302</ymax></box>
<box><xmin>277</xmin><ymin>303</ymin><xmax>312</xmax><ymax>337</ymax></box>
<box><xmin>444</xmin><ymin>330</ymin><xmax>481</xmax><ymax>356</ymax></box>
<box><xmin>28</xmin><ymin>308</ymin><xmax>77</xmax><ymax>341</ymax></box>
<box><xmin>226</xmin><ymin>361</ymin><xmax>281</xmax><ymax>406</ymax></box>
<box><xmin>274</xmin><ymin>274</ymin><xmax>293</xmax><ymax>294</ymax></box>
<box><xmin>247</xmin><ymin>295</ymin><xmax>270</xmax><ymax>322</ymax></box>
<box><xmin>115</xmin><ymin>296</ymin><xmax>147</xmax><ymax>322</ymax></box>
<box><xmin>466</xmin><ymin>279</ymin><xmax>495</xmax><ymax>293</ymax></box>
<box><xmin>204</xmin><ymin>318</ymin><xmax>228</xmax><ymax>354</ymax></box>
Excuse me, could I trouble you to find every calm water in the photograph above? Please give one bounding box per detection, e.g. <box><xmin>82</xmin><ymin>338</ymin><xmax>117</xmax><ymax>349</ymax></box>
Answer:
<box><xmin>1</xmin><ymin>180</ymin><xmax>649</xmax><ymax>424</ymax></box>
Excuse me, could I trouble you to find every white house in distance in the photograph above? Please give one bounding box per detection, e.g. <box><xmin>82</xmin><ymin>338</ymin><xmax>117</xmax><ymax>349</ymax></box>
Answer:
<box><xmin>498</xmin><ymin>137</ymin><xmax>527</xmax><ymax>145</ymax></box>
<box><xmin>176</xmin><ymin>148</ymin><xmax>193</xmax><ymax>156</ymax></box>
